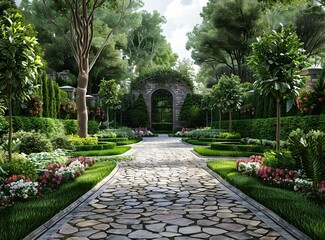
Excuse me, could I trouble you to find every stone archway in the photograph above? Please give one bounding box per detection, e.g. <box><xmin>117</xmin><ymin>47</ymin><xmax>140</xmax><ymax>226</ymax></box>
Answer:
<box><xmin>131</xmin><ymin>70</ymin><xmax>193</xmax><ymax>131</ymax></box>
<box><xmin>151</xmin><ymin>89</ymin><xmax>173</xmax><ymax>131</ymax></box>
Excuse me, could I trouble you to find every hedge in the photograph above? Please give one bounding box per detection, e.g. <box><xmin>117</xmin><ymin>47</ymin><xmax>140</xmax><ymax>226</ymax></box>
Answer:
<box><xmin>0</xmin><ymin>116</ymin><xmax>99</xmax><ymax>137</ymax></box>
<box><xmin>210</xmin><ymin>143</ymin><xmax>264</xmax><ymax>153</ymax></box>
<box><xmin>97</xmin><ymin>137</ymin><xmax>129</xmax><ymax>142</ymax></box>
<box><xmin>74</xmin><ymin>142</ymin><xmax>116</xmax><ymax>151</ymax></box>
<box><xmin>217</xmin><ymin>114</ymin><xmax>325</xmax><ymax>140</ymax></box>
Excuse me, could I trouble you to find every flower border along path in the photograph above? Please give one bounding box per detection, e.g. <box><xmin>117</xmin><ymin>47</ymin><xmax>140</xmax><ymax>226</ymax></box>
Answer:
<box><xmin>34</xmin><ymin>135</ymin><xmax>310</xmax><ymax>240</ymax></box>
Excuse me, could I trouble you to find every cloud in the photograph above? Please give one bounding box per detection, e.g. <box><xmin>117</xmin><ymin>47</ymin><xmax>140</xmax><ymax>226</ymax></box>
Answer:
<box><xmin>181</xmin><ymin>0</ymin><xmax>193</xmax><ymax>6</ymax></box>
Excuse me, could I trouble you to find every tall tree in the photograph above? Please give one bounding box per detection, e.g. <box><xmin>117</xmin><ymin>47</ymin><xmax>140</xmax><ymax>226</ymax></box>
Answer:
<box><xmin>98</xmin><ymin>79</ymin><xmax>120</xmax><ymax>129</ymax></box>
<box><xmin>174</xmin><ymin>58</ymin><xmax>196</xmax><ymax>81</ymax></box>
<box><xmin>0</xmin><ymin>10</ymin><xmax>42</xmax><ymax>161</ymax></box>
<box><xmin>42</xmin><ymin>0</ymin><xmax>132</xmax><ymax>137</ymax></box>
<box><xmin>0</xmin><ymin>0</ymin><xmax>16</xmax><ymax>13</ymax></box>
<box><xmin>126</xmin><ymin>10</ymin><xmax>177</xmax><ymax>75</ymax></box>
<box><xmin>187</xmin><ymin>0</ymin><xmax>263</xmax><ymax>82</ymax></box>
<box><xmin>247</xmin><ymin>24</ymin><xmax>307</xmax><ymax>151</ymax></box>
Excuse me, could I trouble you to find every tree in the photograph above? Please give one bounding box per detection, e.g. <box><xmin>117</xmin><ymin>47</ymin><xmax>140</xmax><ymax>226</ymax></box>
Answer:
<box><xmin>186</xmin><ymin>0</ymin><xmax>262</xmax><ymax>82</ymax></box>
<box><xmin>0</xmin><ymin>0</ymin><xmax>16</xmax><ymax>14</ymax></box>
<box><xmin>131</xmin><ymin>94</ymin><xmax>149</xmax><ymax>127</ymax></box>
<box><xmin>42</xmin><ymin>0</ymin><xmax>132</xmax><ymax>137</ymax></box>
<box><xmin>179</xmin><ymin>93</ymin><xmax>204</xmax><ymax>128</ymax></box>
<box><xmin>212</xmin><ymin>74</ymin><xmax>244</xmax><ymax>132</ymax></box>
<box><xmin>0</xmin><ymin>10</ymin><xmax>42</xmax><ymax>161</ymax></box>
<box><xmin>98</xmin><ymin>79</ymin><xmax>120</xmax><ymax>129</ymax></box>
<box><xmin>174</xmin><ymin>58</ymin><xmax>196</xmax><ymax>81</ymax></box>
<box><xmin>247</xmin><ymin>24</ymin><xmax>307</xmax><ymax>151</ymax></box>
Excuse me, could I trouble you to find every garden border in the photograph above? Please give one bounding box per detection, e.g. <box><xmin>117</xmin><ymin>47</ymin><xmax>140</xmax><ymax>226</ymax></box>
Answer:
<box><xmin>23</xmin><ymin>162</ymin><xmax>120</xmax><ymax>240</ymax></box>
<box><xmin>202</xmin><ymin>164</ymin><xmax>312</xmax><ymax>240</ymax></box>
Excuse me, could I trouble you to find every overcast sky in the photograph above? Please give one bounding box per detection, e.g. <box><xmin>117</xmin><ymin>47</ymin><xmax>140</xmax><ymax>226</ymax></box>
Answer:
<box><xmin>142</xmin><ymin>0</ymin><xmax>208</xmax><ymax>62</ymax></box>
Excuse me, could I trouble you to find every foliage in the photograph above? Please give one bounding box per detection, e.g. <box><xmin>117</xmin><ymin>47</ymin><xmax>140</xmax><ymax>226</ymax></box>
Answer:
<box><xmin>27</xmin><ymin>149</ymin><xmax>68</xmax><ymax>170</ymax></box>
<box><xmin>11</xmin><ymin>131</ymin><xmax>53</xmax><ymax>155</ymax></box>
<box><xmin>208</xmin><ymin>160</ymin><xmax>325</xmax><ymax>240</ymax></box>
<box><xmin>74</xmin><ymin>143</ymin><xmax>116</xmax><ymax>151</ymax></box>
<box><xmin>179</xmin><ymin>94</ymin><xmax>204</xmax><ymax>127</ymax></box>
<box><xmin>211</xmin><ymin>143</ymin><xmax>264</xmax><ymax>153</ymax></box>
<box><xmin>68</xmin><ymin>135</ymin><xmax>98</xmax><ymax>146</ymax></box>
<box><xmin>51</xmin><ymin>135</ymin><xmax>75</xmax><ymax>150</ymax></box>
<box><xmin>97</xmin><ymin>128</ymin><xmax>135</xmax><ymax>138</ymax></box>
<box><xmin>194</xmin><ymin>147</ymin><xmax>260</xmax><ymax>157</ymax></box>
<box><xmin>0</xmin><ymin>154</ymin><xmax>38</xmax><ymax>181</ymax></box>
<box><xmin>247</xmin><ymin>24</ymin><xmax>307</xmax><ymax>150</ymax></box>
<box><xmin>262</xmin><ymin>150</ymin><xmax>297</xmax><ymax>170</ymax></box>
<box><xmin>131</xmin><ymin>69</ymin><xmax>194</xmax><ymax>91</ymax></box>
<box><xmin>60</xmin><ymin>98</ymin><xmax>77</xmax><ymax>116</ymax></box>
<box><xmin>219</xmin><ymin>132</ymin><xmax>241</xmax><ymax>139</ymax></box>
<box><xmin>0</xmin><ymin>9</ymin><xmax>43</xmax><ymax>161</ymax></box>
<box><xmin>131</xmin><ymin>94</ymin><xmax>149</xmax><ymax>127</ymax></box>
<box><xmin>186</xmin><ymin>0</ymin><xmax>263</xmax><ymax>82</ymax></box>
<box><xmin>20</xmin><ymin>95</ymin><xmax>43</xmax><ymax>117</ymax></box>
<box><xmin>69</xmin><ymin>146</ymin><xmax>131</xmax><ymax>157</ymax></box>
<box><xmin>0</xmin><ymin>161</ymin><xmax>116</xmax><ymax>240</ymax></box>
<box><xmin>186</xmin><ymin>128</ymin><xmax>225</xmax><ymax>139</ymax></box>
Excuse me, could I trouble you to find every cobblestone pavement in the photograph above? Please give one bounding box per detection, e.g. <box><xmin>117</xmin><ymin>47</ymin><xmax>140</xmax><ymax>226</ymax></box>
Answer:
<box><xmin>41</xmin><ymin>135</ymin><xmax>297</xmax><ymax>240</ymax></box>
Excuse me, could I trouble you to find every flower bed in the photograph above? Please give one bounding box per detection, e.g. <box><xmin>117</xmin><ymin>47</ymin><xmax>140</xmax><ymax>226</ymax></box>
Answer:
<box><xmin>237</xmin><ymin>155</ymin><xmax>324</xmax><ymax>202</ymax></box>
<box><xmin>0</xmin><ymin>151</ymin><xmax>96</xmax><ymax>208</ymax></box>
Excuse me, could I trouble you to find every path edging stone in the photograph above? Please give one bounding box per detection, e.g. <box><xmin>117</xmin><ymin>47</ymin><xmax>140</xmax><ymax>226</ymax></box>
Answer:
<box><xmin>202</xmin><ymin>165</ymin><xmax>312</xmax><ymax>240</ymax></box>
<box><xmin>23</xmin><ymin>162</ymin><xmax>120</xmax><ymax>240</ymax></box>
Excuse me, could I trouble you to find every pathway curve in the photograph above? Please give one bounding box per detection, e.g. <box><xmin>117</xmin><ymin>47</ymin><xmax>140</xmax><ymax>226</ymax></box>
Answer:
<box><xmin>39</xmin><ymin>135</ymin><xmax>298</xmax><ymax>240</ymax></box>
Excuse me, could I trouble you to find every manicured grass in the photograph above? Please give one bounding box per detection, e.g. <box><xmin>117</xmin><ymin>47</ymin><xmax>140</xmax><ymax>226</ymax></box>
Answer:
<box><xmin>0</xmin><ymin>161</ymin><xmax>116</xmax><ymax>240</ymax></box>
<box><xmin>184</xmin><ymin>139</ymin><xmax>211</xmax><ymax>146</ymax></box>
<box><xmin>208</xmin><ymin>161</ymin><xmax>325</xmax><ymax>240</ymax></box>
<box><xmin>194</xmin><ymin>147</ymin><xmax>260</xmax><ymax>157</ymax></box>
<box><xmin>69</xmin><ymin>146</ymin><xmax>131</xmax><ymax>157</ymax></box>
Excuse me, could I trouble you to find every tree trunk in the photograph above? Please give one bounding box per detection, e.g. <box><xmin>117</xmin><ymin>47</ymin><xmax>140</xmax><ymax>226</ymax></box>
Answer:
<box><xmin>114</xmin><ymin>111</ymin><xmax>117</xmax><ymax>128</ymax></box>
<box><xmin>218</xmin><ymin>109</ymin><xmax>221</xmax><ymax>129</ymax></box>
<box><xmin>229</xmin><ymin>110</ymin><xmax>233</xmax><ymax>132</ymax></box>
<box><xmin>210</xmin><ymin>110</ymin><xmax>213</xmax><ymax>127</ymax></box>
<box><xmin>77</xmin><ymin>71</ymin><xmax>88</xmax><ymax>137</ymax></box>
<box><xmin>8</xmin><ymin>95</ymin><xmax>12</xmax><ymax>162</ymax></box>
<box><xmin>276</xmin><ymin>97</ymin><xmax>281</xmax><ymax>151</ymax></box>
<box><xmin>106</xmin><ymin>106</ymin><xmax>110</xmax><ymax>129</ymax></box>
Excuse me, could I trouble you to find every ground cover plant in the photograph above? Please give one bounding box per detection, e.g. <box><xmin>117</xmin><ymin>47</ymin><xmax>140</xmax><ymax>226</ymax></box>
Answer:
<box><xmin>208</xmin><ymin>160</ymin><xmax>325</xmax><ymax>239</ymax></box>
<box><xmin>0</xmin><ymin>157</ymin><xmax>116</xmax><ymax>240</ymax></box>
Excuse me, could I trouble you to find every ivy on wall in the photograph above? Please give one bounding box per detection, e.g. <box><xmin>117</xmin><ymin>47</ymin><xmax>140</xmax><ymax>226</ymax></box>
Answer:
<box><xmin>131</xmin><ymin>69</ymin><xmax>194</xmax><ymax>91</ymax></box>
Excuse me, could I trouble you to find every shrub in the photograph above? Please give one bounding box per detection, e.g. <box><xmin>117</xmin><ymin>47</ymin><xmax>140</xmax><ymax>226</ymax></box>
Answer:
<box><xmin>28</xmin><ymin>149</ymin><xmax>69</xmax><ymax>170</ymax></box>
<box><xmin>51</xmin><ymin>135</ymin><xmax>75</xmax><ymax>150</ymax></box>
<box><xmin>74</xmin><ymin>143</ymin><xmax>116</xmax><ymax>151</ymax></box>
<box><xmin>7</xmin><ymin>131</ymin><xmax>53</xmax><ymax>155</ymax></box>
<box><xmin>187</xmin><ymin>128</ymin><xmax>225</xmax><ymax>139</ymax></box>
<box><xmin>131</xmin><ymin>94</ymin><xmax>149</xmax><ymax>127</ymax></box>
<box><xmin>62</xmin><ymin>120</ymin><xmax>77</xmax><ymax>135</ymax></box>
<box><xmin>262</xmin><ymin>150</ymin><xmax>296</xmax><ymax>170</ymax></box>
<box><xmin>97</xmin><ymin>128</ymin><xmax>135</xmax><ymax>138</ymax></box>
<box><xmin>88</xmin><ymin>121</ymin><xmax>100</xmax><ymax>134</ymax></box>
<box><xmin>211</xmin><ymin>143</ymin><xmax>264</xmax><ymax>152</ymax></box>
<box><xmin>219</xmin><ymin>132</ymin><xmax>241</xmax><ymax>139</ymax></box>
<box><xmin>68</xmin><ymin>135</ymin><xmax>98</xmax><ymax>146</ymax></box>
<box><xmin>0</xmin><ymin>154</ymin><xmax>38</xmax><ymax>181</ymax></box>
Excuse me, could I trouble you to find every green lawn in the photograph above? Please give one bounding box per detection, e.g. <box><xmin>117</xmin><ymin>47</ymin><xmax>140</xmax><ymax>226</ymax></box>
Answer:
<box><xmin>194</xmin><ymin>147</ymin><xmax>260</xmax><ymax>157</ymax></box>
<box><xmin>69</xmin><ymin>146</ymin><xmax>131</xmax><ymax>157</ymax></box>
<box><xmin>208</xmin><ymin>160</ymin><xmax>325</xmax><ymax>240</ymax></box>
<box><xmin>0</xmin><ymin>160</ymin><xmax>116</xmax><ymax>240</ymax></box>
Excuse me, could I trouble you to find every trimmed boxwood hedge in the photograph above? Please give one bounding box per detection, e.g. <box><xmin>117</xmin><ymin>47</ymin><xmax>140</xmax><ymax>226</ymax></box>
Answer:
<box><xmin>217</xmin><ymin>114</ymin><xmax>325</xmax><ymax>140</ymax></box>
<box><xmin>210</xmin><ymin>142</ymin><xmax>264</xmax><ymax>152</ymax></box>
<box><xmin>0</xmin><ymin>116</ymin><xmax>99</xmax><ymax>137</ymax></box>
<box><xmin>97</xmin><ymin>137</ymin><xmax>129</xmax><ymax>142</ymax></box>
<box><xmin>74</xmin><ymin>142</ymin><xmax>116</xmax><ymax>151</ymax></box>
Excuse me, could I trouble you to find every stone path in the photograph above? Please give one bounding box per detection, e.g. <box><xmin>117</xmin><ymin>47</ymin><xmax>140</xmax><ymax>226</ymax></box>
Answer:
<box><xmin>38</xmin><ymin>135</ymin><xmax>299</xmax><ymax>240</ymax></box>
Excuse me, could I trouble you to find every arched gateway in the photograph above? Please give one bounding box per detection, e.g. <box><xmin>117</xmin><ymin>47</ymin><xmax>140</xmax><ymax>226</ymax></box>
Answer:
<box><xmin>131</xmin><ymin>70</ymin><xmax>193</xmax><ymax>131</ymax></box>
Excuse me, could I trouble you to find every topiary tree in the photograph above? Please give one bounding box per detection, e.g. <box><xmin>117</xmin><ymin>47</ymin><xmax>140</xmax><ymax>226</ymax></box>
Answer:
<box><xmin>98</xmin><ymin>79</ymin><xmax>120</xmax><ymax>129</ymax></box>
<box><xmin>179</xmin><ymin>93</ymin><xmax>203</xmax><ymax>128</ymax></box>
<box><xmin>247</xmin><ymin>24</ymin><xmax>307</xmax><ymax>151</ymax></box>
<box><xmin>0</xmin><ymin>10</ymin><xmax>43</xmax><ymax>161</ymax></box>
<box><xmin>131</xmin><ymin>94</ymin><xmax>149</xmax><ymax>127</ymax></box>
<box><xmin>212</xmin><ymin>74</ymin><xmax>244</xmax><ymax>132</ymax></box>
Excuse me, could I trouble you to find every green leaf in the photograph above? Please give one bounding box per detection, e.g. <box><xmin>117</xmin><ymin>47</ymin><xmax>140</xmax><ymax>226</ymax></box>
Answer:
<box><xmin>286</xmin><ymin>99</ymin><xmax>294</xmax><ymax>112</ymax></box>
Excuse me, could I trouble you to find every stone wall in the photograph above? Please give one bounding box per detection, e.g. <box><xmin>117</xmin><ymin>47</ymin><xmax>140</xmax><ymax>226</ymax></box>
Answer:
<box><xmin>132</xmin><ymin>80</ymin><xmax>192</xmax><ymax>130</ymax></box>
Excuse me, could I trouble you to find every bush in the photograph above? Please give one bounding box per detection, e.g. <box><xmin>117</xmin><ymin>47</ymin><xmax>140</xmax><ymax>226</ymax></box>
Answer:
<box><xmin>262</xmin><ymin>150</ymin><xmax>296</xmax><ymax>170</ymax></box>
<box><xmin>8</xmin><ymin>131</ymin><xmax>53</xmax><ymax>154</ymax></box>
<box><xmin>211</xmin><ymin>143</ymin><xmax>264</xmax><ymax>152</ymax></box>
<box><xmin>98</xmin><ymin>137</ymin><xmax>128</xmax><ymax>142</ymax></box>
<box><xmin>62</xmin><ymin>120</ymin><xmax>77</xmax><ymax>135</ymax></box>
<box><xmin>131</xmin><ymin>94</ymin><xmax>149</xmax><ymax>127</ymax></box>
<box><xmin>74</xmin><ymin>142</ymin><xmax>116</xmax><ymax>151</ymax></box>
<box><xmin>219</xmin><ymin>132</ymin><xmax>241</xmax><ymax>139</ymax></box>
<box><xmin>51</xmin><ymin>135</ymin><xmax>75</xmax><ymax>150</ymax></box>
<box><xmin>187</xmin><ymin>128</ymin><xmax>226</xmax><ymax>139</ymax></box>
<box><xmin>0</xmin><ymin>154</ymin><xmax>38</xmax><ymax>181</ymax></box>
<box><xmin>88</xmin><ymin>121</ymin><xmax>100</xmax><ymax>134</ymax></box>
<box><xmin>97</xmin><ymin>128</ymin><xmax>135</xmax><ymax>138</ymax></box>
<box><xmin>68</xmin><ymin>135</ymin><xmax>98</xmax><ymax>146</ymax></box>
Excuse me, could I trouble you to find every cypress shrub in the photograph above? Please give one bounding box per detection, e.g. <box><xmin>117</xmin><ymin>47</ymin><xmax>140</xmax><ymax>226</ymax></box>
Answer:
<box><xmin>131</xmin><ymin>94</ymin><xmax>149</xmax><ymax>127</ymax></box>
<box><xmin>42</xmin><ymin>74</ymin><xmax>50</xmax><ymax>117</ymax></box>
<box><xmin>179</xmin><ymin>93</ymin><xmax>204</xmax><ymax>127</ymax></box>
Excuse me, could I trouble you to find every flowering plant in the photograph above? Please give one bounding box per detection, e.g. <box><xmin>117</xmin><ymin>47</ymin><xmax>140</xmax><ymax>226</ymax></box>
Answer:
<box><xmin>131</xmin><ymin>127</ymin><xmax>153</xmax><ymax>137</ymax></box>
<box><xmin>1</xmin><ymin>175</ymin><xmax>38</xmax><ymax>200</ymax></box>
<box><xmin>21</xmin><ymin>95</ymin><xmax>43</xmax><ymax>116</ymax></box>
<box><xmin>67</xmin><ymin>156</ymin><xmax>95</xmax><ymax>170</ymax></box>
<box><xmin>60</xmin><ymin>98</ymin><xmax>77</xmax><ymax>114</ymax></box>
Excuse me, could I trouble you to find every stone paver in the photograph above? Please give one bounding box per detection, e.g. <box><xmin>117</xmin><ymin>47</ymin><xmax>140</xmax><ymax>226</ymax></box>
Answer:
<box><xmin>39</xmin><ymin>135</ymin><xmax>298</xmax><ymax>240</ymax></box>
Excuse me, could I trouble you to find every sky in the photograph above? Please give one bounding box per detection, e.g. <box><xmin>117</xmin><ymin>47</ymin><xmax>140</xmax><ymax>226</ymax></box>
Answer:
<box><xmin>142</xmin><ymin>0</ymin><xmax>208</xmax><ymax>62</ymax></box>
